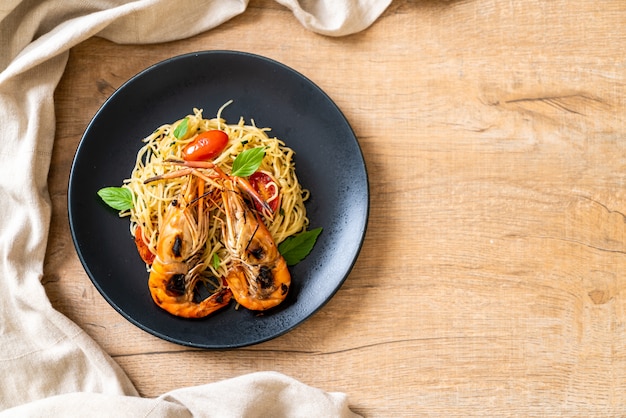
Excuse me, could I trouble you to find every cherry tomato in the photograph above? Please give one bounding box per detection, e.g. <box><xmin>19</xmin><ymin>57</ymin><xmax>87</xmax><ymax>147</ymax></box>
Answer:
<box><xmin>134</xmin><ymin>226</ymin><xmax>155</xmax><ymax>265</ymax></box>
<box><xmin>182</xmin><ymin>130</ymin><xmax>228</xmax><ymax>161</ymax></box>
<box><xmin>249</xmin><ymin>171</ymin><xmax>280</xmax><ymax>213</ymax></box>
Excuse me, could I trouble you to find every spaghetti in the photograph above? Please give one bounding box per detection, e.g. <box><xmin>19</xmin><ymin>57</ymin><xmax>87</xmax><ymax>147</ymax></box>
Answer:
<box><xmin>119</xmin><ymin>102</ymin><xmax>309</xmax><ymax>281</ymax></box>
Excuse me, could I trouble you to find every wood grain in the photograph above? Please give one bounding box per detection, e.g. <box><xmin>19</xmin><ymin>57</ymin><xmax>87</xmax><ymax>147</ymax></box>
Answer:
<box><xmin>46</xmin><ymin>0</ymin><xmax>626</xmax><ymax>415</ymax></box>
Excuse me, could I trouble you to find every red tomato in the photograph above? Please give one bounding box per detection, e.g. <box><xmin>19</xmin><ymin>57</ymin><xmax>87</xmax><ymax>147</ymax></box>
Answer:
<box><xmin>182</xmin><ymin>130</ymin><xmax>228</xmax><ymax>161</ymax></box>
<box><xmin>134</xmin><ymin>226</ymin><xmax>155</xmax><ymax>265</ymax></box>
<box><xmin>249</xmin><ymin>171</ymin><xmax>280</xmax><ymax>213</ymax></box>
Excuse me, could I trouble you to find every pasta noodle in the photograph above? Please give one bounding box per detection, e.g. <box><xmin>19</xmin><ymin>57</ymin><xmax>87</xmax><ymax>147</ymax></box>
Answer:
<box><xmin>119</xmin><ymin>102</ymin><xmax>309</xmax><ymax>281</ymax></box>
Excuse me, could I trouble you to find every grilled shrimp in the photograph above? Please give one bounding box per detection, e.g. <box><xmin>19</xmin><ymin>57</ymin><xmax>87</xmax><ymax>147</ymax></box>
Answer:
<box><xmin>221</xmin><ymin>179</ymin><xmax>291</xmax><ymax>311</ymax></box>
<box><xmin>147</xmin><ymin>178</ymin><xmax>232</xmax><ymax>318</ymax></box>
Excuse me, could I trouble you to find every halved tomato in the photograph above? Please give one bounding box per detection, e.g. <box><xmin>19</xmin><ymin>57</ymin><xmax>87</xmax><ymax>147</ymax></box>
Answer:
<box><xmin>134</xmin><ymin>226</ymin><xmax>155</xmax><ymax>265</ymax></box>
<box><xmin>249</xmin><ymin>171</ymin><xmax>280</xmax><ymax>213</ymax></box>
<box><xmin>182</xmin><ymin>130</ymin><xmax>228</xmax><ymax>161</ymax></box>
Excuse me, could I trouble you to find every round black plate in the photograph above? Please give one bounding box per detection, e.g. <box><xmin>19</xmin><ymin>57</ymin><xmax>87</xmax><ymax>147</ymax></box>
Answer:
<box><xmin>68</xmin><ymin>51</ymin><xmax>369</xmax><ymax>349</ymax></box>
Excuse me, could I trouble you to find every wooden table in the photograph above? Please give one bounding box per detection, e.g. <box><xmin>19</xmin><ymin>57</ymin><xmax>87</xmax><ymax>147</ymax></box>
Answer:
<box><xmin>45</xmin><ymin>1</ymin><xmax>626</xmax><ymax>415</ymax></box>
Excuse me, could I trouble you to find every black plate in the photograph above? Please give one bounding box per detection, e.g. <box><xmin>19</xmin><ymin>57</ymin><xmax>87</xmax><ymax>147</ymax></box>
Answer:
<box><xmin>68</xmin><ymin>51</ymin><xmax>369</xmax><ymax>349</ymax></box>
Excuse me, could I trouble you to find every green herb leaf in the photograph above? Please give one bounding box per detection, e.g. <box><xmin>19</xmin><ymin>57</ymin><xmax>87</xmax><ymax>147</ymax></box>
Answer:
<box><xmin>278</xmin><ymin>227</ymin><xmax>323</xmax><ymax>266</ymax></box>
<box><xmin>173</xmin><ymin>117</ymin><xmax>189</xmax><ymax>139</ymax></box>
<box><xmin>231</xmin><ymin>147</ymin><xmax>265</xmax><ymax>177</ymax></box>
<box><xmin>211</xmin><ymin>253</ymin><xmax>220</xmax><ymax>270</ymax></box>
<box><xmin>97</xmin><ymin>187</ymin><xmax>134</xmax><ymax>211</ymax></box>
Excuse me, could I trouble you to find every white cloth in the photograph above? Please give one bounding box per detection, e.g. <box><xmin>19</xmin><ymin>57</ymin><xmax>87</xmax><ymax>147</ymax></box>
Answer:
<box><xmin>2</xmin><ymin>371</ymin><xmax>358</xmax><ymax>417</ymax></box>
<box><xmin>0</xmin><ymin>1</ymin><xmax>389</xmax><ymax>415</ymax></box>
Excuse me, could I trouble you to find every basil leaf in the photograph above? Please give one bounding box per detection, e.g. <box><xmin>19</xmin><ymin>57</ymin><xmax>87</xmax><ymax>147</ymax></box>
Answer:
<box><xmin>173</xmin><ymin>117</ymin><xmax>188</xmax><ymax>139</ymax></box>
<box><xmin>97</xmin><ymin>187</ymin><xmax>134</xmax><ymax>211</ymax></box>
<box><xmin>278</xmin><ymin>227</ymin><xmax>323</xmax><ymax>266</ymax></box>
<box><xmin>212</xmin><ymin>253</ymin><xmax>220</xmax><ymax>270</ymax></box>
<box><xmin>231</xmin><ymin>147</ymin><xmax>265</xmax><ymax>177</ymax></box>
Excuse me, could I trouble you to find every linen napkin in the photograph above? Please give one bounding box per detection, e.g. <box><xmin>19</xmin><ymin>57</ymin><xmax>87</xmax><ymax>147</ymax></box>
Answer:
<box><xmin>0</xmin><ymin>0</ymin><xmax>389</xmax><ymax>416</ymax></box>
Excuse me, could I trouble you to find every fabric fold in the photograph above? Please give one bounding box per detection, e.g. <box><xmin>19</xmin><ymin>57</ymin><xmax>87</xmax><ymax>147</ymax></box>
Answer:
<box><xmin>0</xmin><ymin>372</ymin><xmax>360</xmax><ymax>417</ymax></box>
<box><xmin>275</xmin><ymin>0</ymin><xmax>392</xmax><ymax>36</ymax></box>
